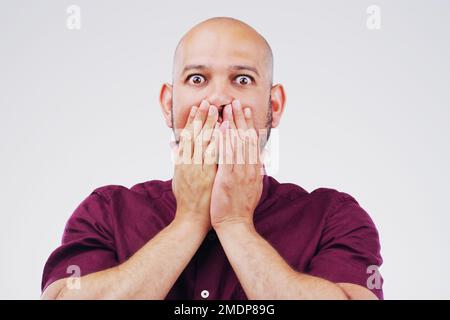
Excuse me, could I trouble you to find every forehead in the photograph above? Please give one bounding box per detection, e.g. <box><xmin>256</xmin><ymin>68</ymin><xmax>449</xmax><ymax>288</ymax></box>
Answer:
<box><xmin>174</xmin><ymin>28</ymin><xmax>268</xmax><ymax>76</ymax></box>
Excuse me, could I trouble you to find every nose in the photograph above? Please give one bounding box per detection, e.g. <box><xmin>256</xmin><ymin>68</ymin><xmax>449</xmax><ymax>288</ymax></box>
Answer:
<box><xmin>206</xmin><ymin>83</ymin><xmax>233</xmax><ymax>112</ymax></box>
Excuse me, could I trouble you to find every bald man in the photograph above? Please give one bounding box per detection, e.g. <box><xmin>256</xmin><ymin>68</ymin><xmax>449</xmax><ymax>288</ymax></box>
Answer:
<box><xmin>41</xmin><ymin>17</ymin><xmax>383</xmax><ymax>300</ymax></box>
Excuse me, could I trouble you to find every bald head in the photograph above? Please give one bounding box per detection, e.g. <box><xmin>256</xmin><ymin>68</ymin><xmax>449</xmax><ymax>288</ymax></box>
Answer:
<box><xmin>160</xmin><ymin>16</ymin><xmax>286</xmax><ymax>145</ymax></box>
<box><xmin>172</xmin><ymin>17</ymin><xmax>273</xmax><ymax>86</ymax></box>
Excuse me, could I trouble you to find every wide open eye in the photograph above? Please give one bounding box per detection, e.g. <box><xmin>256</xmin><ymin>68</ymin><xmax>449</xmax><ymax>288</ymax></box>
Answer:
<box><xmin>187</xmin><ymin>74</ymin><xmax>206</xmax><ymax>85</ymax></box>
<box><xmin>235</xmin><ymin>75</ymin><xmax>253</xmax><ymax>85</ymax></box>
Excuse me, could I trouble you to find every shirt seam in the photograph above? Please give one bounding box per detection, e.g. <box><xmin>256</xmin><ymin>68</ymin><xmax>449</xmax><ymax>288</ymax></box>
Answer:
<box><xmin>91</xmin><ymin>190</ymin><xmax>118</xmax><ymax>261</ymax></box>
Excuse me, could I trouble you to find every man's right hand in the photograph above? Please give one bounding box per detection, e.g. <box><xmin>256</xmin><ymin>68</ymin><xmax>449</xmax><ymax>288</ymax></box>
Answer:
<box><xmin>171</xmin><ymin>100</ymin><xmax>220</xmax><ymax>231</ymax></box>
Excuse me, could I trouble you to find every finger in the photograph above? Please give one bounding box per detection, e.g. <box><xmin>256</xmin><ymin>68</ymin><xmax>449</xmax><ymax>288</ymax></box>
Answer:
<box><xmin>253</xmin><ymin>130</ymin><xmax>261</xmax><ymax>166</ymax></box>
<box><xmin>243</xmin><ymin>107</ymin><xmax>259</xmax><ymax>166</ymax></box>
<box><xmin>184</xmin><ymin>105</ymin><xmax>198</xmax><ymax>132</ymax></box>
<box><xmin>181</xmin><ymin>105</ymin><xmax>198</xmax><ymax>146</ymax></box>
<box><xmin>201</xmin><ymin>105</ymin><xmax>218</xmax><ymax>156</ymax></box>
<box><xmin>231</xmin><ymin>100</ymin><xmax>248</xmax><ymax>137</ymax></box>
<box><xmin>179</xmin><ymin>106</ymin><xmax>198</xmax><ymax>163</ymax></box>
<box><xmin>221</xmin><ymin>121</ymin><xmax>234</xmax><ymax>171</ymax></box>
<box><xmin>192</xmin><ymin>100</ymin><xmax>210</xmax><ymax>164</ymax></box>
<box><xmin>223</xmin><ymin>104</ymin><xmax>238</xmax><ymax>158</ymax></box>
<box><xmin>251</xmin><ymin>144</ymin><xmax>265</xmax><ymax>177</ymax></box>
<box><xmin>232</xmin><ymin>101</ymin><xmax>247</xmax><ymax>166</ymax></box>
<box><xmin>232</xmin><ymin>102</ymin><xmax>247</xmax><ymax>166</ymax></box>
<box><xmin>244</xmin><ymin>136</ymin><xmax>251</xmax><ymax>171</ymax></box>
<box><xmin>244</xmin><ymin>107</ymin><xmax>254</xmax><ymax>130</ymax></box>
<box><xmin>223</xmin><ymin>104</ymin><xmax>237</xmax><ymax>130</ymax></box>
<box><xmin>179</xmin><ymin>127</ymin><xmax>195</xmax><ymax>164</ymax></box>
<box><xmin>192</xmin><ymin>100</ymin><xmax>210</xmax><ymax>140</ymax></box>
<box><xmin>204</xmin><ymin>122</ymin><xmax>220</xmax><ymax>165</ymax></box>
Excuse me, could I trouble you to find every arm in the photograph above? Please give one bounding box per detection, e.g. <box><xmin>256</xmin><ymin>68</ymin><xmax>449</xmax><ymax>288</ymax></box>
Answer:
<box><xmin>211</xmin><ymin>101</ymin><xmax>378</xmax><ymax>300</ymax></box>
<box><xmin>215</xmin><ymin>221</ymin><xmax>351</xmax><ymax>300</ymax></box>
<box><xmin>41</xmin><ymin>216</ymin><xmax>208</xmax><ymax>300</ymax></box>
<box><xmin>42</xmin><ymin>101</ymin><xmax>219</xmax><ymax>300</ymax></box>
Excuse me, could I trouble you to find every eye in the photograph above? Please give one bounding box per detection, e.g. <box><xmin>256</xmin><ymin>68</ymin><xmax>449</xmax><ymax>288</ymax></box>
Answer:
<box><xmin>187</xmin><ymin>74</ymin><xmax>206</xmax><ymax>85</ymax></box>
<box><xmin>235</xmin><ymin>75</ymin><xmax>253</xmax><ymax>85</ymax></box>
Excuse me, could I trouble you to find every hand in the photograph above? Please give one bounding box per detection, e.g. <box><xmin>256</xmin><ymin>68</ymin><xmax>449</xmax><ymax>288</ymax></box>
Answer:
<box><xmin>171</xmin><ymin>100</ymin><xmax>220</xmax><ymax>231</ymax></box>
<box><xmin>210</xmin><ymin>100</ymin><xmax>264</xmax><ymax>230</ymax></box>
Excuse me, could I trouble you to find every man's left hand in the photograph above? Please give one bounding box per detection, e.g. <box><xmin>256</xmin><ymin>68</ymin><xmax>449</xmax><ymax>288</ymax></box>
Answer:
<box><xmin>210</xmin><ymin>100</ymin><xmax>265</xmax><ymax>230</ymax></box>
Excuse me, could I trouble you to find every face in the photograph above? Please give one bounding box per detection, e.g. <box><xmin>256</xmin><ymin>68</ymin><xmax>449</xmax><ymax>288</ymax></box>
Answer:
<box><xmin>160</xmin><ymin>23</ymin><xmax>285</xmax><ymax>144</ymax></box>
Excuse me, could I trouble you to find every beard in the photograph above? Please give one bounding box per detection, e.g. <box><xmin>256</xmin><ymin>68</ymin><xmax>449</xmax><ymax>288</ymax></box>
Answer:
<box><xmin>171</xmin><ymin>96</ymin><xmax>273</xmax><ymax>146</ymax></box>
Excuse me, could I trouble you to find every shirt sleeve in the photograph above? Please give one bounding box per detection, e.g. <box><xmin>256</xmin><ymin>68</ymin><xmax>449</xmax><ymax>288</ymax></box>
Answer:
<box><xmin>306</xmin><ymin>193</ymin><xmax>384</xmax><ymax>299</ymax></box>
<box><xmin>41</xmin><ymin>190</ymin><xmax>118</xmax><ymax>293</ymax></box>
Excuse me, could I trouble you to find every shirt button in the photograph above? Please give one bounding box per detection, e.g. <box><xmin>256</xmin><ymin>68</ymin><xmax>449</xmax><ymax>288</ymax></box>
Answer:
<box><xmin>201</xmin><ymin>290</ymin><xmax>209</xmax><ymax>299</ymax></box>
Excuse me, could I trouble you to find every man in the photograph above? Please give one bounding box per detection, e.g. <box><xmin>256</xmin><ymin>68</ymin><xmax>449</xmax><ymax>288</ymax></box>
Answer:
<box><xmin>41</xmin><ymin>17</ymin><xmax>383</xmax><ymax>300</ymax></box>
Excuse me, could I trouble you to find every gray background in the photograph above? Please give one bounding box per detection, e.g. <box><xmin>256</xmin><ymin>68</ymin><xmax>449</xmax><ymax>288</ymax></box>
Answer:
<box><xmin>1</xmin><ymin>0</ymin><xmax>449</xmax><ymax>299</ymax></box>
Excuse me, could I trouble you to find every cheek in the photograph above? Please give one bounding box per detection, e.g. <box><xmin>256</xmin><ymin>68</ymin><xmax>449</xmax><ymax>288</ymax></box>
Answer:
<box><xmin>253</xmin><ymin>112</ymin><xmax>269</xmax><ymax>130</ymax></box>
<box><xmin>173</xmin><ymin>106</ymin><xmax>192</xmax><ymax>130</ymax></box>
<box><xmin>242</xmin><ymin>100</ymin><xmax>270</xmax><ymax>129</ymax></box>
<box><xmin>172</xmin><ymin>88</ymin><xmax>203</xmax><ymax>129</ymax></box>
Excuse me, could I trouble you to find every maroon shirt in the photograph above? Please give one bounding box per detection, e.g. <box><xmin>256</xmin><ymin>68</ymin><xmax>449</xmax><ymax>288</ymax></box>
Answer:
<box><xmin>42</xmin><ymin>175</ymin><xmax>383</xmax><ymax>299</ymax></box>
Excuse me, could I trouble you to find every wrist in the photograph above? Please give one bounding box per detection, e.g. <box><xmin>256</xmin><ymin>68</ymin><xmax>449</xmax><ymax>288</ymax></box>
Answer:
<box><xmin>172</xmin><ymin>214</ymin><xmax>211</xmax><ymax>234</ymax></box>
<box><xmin>212</xmin><ymin>217</ymin><xmax>255</xmax><ymax>234</ymax></box>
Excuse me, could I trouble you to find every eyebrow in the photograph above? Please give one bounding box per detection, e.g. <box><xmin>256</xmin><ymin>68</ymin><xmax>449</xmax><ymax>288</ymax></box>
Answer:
<box><xmin>181</xmin><ymin>64</ymin><xmax>260</xmax><ymax>77</ymax></box>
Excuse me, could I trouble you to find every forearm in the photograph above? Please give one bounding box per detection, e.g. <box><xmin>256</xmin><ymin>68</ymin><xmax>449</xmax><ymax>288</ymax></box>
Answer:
<box><xmin>56</xmin><ymin>216</ymin><xmax>209</xmax><ymax>299</ymax></box>
<box><xmin>215</xmin><ymin>222</ymin><xmax>348</xmax><ymax>300</ymax></box>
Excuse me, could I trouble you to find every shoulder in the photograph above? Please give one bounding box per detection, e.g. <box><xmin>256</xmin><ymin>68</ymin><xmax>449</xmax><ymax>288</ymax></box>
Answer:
<box><xmin>309</xmin><ymin>188</ymin><xmax>376</xmax><ymax>228</ymax></box>
<box><xmin>67</xmin><ymin>178</ymin><xmax>173</xmax><ymax>226</ymax></box>
<box><xmin>306</xmin><ymin>188</ymin><xmax>380</xmax><ymax>243</ymax></box>
<box><xmin>89</xmin><ymin>178</ymin><xmax>173</xmax><ymax>203</ymax></box>
<box><xmin>268</xmin><ymin>176</ymin><xmax>360</xmax><ymax>210</ymax></box>
<box><xmin>310</xmin><ymin>187</ymin><xmax>361</xmax><ymax>211</ymax></box>
<box><xmin>267</xmin><ymin>177</ymin><xmax>370</xmax><ymax>223</ymax></box>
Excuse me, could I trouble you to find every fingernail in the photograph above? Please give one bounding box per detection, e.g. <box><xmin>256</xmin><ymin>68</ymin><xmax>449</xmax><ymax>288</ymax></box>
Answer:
<box><xmin>232</xmin><ymin>100</ymin><xmax>242</xmax><ymax>110</ymax></box>
<box><xmin>226</xmin><ymin>104</ymin><xmax>232</xmax><ymax>115</ymax></box>
<box><xmin>244</xmin><ymin>108</ymin><xmax>251</xmax><ymax>118</ymax></box>
<box><xmin>190</xmin><ymin>106</ymin><xmax>198</xmax><ymax>116</ymax></box>
<box><xmin>208</xmin><ymin>105</ymin><xmax>217</xmax><ymax>116</ymax></box>
<box><xmin>200</xmin><ymin>100</ymin><xmax>209</xmax><ymax>109</ymax></box>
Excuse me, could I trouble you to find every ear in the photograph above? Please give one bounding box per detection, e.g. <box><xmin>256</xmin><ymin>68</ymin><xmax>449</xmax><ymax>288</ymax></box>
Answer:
<box><xmin>270</xmin><ymin>84</ymin><xmax>286</xmax><ymax>128</ymax></box>
<box><xmin>159</xmin><ymin>82</ymin><xmax>173</xmax><ymax>128</ymax></box>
